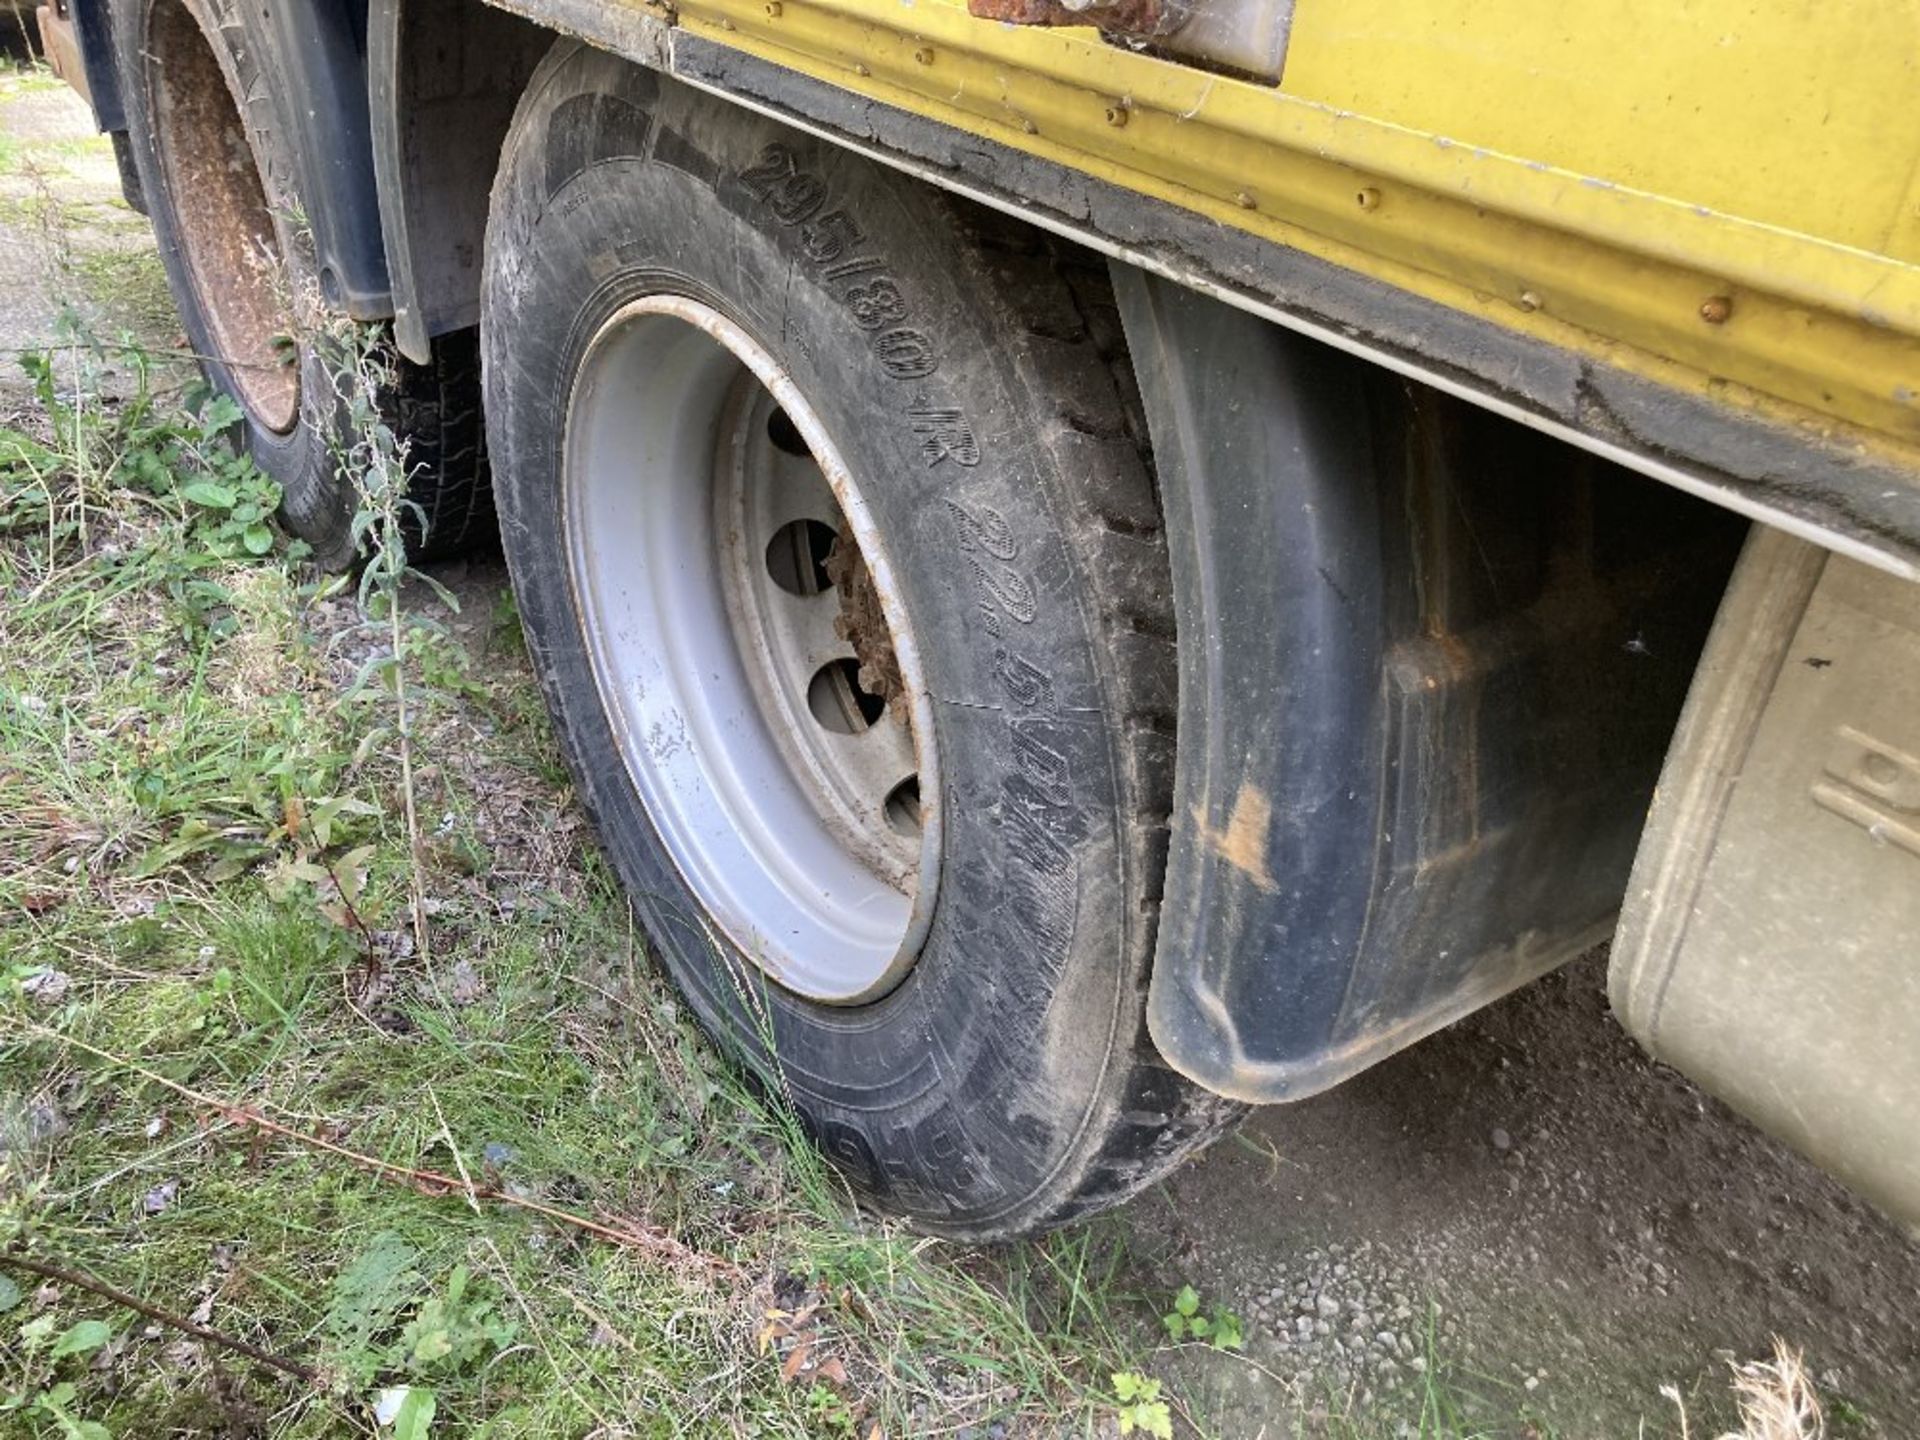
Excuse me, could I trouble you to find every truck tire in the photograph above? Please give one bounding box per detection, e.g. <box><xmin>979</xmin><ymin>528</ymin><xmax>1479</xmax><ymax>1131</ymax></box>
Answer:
<box><xmin>483</xmin><ymin>44</ymin><xmax>1241</xmax><ymax>1239</ymax></box>
<box><xmin>115</xmin><ymin>0</ymin><xmax>491</xmax><ymax>567</ymax></box>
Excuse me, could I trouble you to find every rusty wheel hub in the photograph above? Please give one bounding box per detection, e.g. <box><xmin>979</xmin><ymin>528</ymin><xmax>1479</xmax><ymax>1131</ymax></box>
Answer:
<box><xmin>146</xmin><ymin>0</ymin><xmax>299</xmax><ymax>433</ymax></box>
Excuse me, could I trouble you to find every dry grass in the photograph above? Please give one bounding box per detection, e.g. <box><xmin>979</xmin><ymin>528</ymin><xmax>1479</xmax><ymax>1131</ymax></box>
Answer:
<box><xmin>1718</xmin><ymin>1342</ymin><xmax>1824</xmax><ymax>1440</ymax></box>
<box><xmin>1662</xmin><ymin>1340</ymin><xmax>1825</xmax><ymax>1440</ymax></box>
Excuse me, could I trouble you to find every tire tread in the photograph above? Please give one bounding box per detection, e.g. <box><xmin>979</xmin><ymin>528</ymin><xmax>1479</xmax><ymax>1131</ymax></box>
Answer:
<box><xmin>388</xmin><ymin>328</ymin><xmax>497</xmax><ymax>564</ymax></box>
<box><xmin>944</xmin><ymin>202</ymin><xmax>1247</xmax><ymax>1230</ymax></box>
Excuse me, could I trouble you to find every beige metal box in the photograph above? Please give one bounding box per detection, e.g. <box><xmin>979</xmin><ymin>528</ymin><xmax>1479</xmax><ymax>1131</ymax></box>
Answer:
<box><xmin>1613</xmin><ymin>529</ymin><xmax>1920</xmax><ymax>1229</ymax></box>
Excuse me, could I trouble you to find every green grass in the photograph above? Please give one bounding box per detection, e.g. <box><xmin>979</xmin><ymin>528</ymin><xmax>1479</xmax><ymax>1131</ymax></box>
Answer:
<box><xmin>0</xmin><ymin>319</ymin><xmax>1184</xmax><ymax>1437</ymax></box>
<box><xmin>0</xmin><ymin>64</ymin><xmax>72</xmax><ymax>100</ymax></box>
<box><xmin>67</xmin><ymin>246</ymin><xmax>180</xmax><ymax>339</ymax></box>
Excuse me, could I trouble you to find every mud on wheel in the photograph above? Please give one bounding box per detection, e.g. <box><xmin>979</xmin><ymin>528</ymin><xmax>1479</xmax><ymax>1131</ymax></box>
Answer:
<box><xmin>115</xmin><ymin>0</ymin><xmax>491</xmax><ymax>567</ymax></box>
<box><xmin>483</xmin><ymin>43</ymin><xmax>1241</xmax><ymax>1239</ymax></box>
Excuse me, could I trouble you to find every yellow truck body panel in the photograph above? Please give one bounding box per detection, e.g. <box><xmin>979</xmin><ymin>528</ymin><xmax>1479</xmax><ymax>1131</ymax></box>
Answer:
<box><xmin>1285</xmin><ymin>0</ymin><xmax>1920</xmax><ymax>264</ymax></box>
<box><xmin>666</xmin><ymin>0</ymin><xmax>1920</xmax><ymax>472</ymax></box>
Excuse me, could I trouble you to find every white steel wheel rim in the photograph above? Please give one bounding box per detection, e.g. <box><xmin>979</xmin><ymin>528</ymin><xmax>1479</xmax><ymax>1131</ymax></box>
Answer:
<box><xmin>562</xmin><ymin>295</ymin><xmax>941</xmax><ymax>1004</ymax></box>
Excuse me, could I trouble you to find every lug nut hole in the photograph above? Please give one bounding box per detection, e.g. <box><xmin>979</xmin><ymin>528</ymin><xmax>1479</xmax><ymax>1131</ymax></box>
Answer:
<box><xmin>765</xmin><ymin>518</ymin><xmax>839</xmax><ymax>596</ymax></box>
<box><xmin>766</xmin><ymin>405</ymin><xmax>811</xmax><ymax>457</ymax></box>
<box><xmin>808</xmin><ymin>658</ymin><xmax>887</xmax><ymax>734</ymax></box>
<box><xmin>884</xmin><ymin>777</ymin><xmax>923</xmax><ymax>835</ymax></box>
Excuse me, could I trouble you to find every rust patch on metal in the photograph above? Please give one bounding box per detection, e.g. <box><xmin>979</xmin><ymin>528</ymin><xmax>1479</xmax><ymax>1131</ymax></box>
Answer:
<box><xmin>824</xmin><ymin>533</ymin><xmax>909</xmax><ymax>724</ymax></box>
<box><xmin>1192</xmin><ymin>781</ymin><xmax>1279</xmax><ymax>892</ymax></box>
<box><xmin>147</xmin><ymin>0</ymin><xmax>300</xmax><ymax>433</ymax></box>
<box><xmin>965</xmin><ymin>0</ymin><xmax>1189</xmax><ymax>40</ymax></box>
<box><xmin>34</xmin><ymin>5</ymin><xmax>93</xmax><ymax>108</ymax></box>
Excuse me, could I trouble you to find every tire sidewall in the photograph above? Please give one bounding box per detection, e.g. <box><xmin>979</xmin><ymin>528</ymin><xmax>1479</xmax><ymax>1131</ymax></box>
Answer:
<box><xmin>485</xmin><ymin>53</ymin><xmax>1146</xmax><ymax>1235</ymax></box>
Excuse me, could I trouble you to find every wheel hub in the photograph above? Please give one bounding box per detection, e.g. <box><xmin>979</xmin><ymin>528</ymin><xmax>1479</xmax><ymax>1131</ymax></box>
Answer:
<box><xmin>562</xmin><ymin>296</ymin><xmax>941</xmax><ymax>1004</ymax></box>
<box><xmin>146</xmin><ymin>0</ymin><xmax>299</xmax><ymax>434</ymax></box>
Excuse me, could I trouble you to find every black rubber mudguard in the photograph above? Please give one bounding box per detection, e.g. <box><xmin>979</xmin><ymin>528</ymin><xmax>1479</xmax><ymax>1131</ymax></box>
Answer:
<box><xmin>1114</xmin><ymin>268</ymin><xmax>1746</xmax><ymax>1103</ymax></box>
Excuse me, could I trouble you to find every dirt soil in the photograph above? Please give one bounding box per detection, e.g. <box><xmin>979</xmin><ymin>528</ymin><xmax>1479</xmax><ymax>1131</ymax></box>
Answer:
<box><xmin>1122</xmin><ymin>952</ymin><xmax>1920</xmax><ymax>1436</ymax></box>
<box><xmin>0</xmin><ymin>72</ymin><xmax>172</xmax><ymax>415</ymax></box>
<box><xmin>7</xmin><ymin>72</ymin><xmax>1918</xmax><ymax>1440</ymax></box>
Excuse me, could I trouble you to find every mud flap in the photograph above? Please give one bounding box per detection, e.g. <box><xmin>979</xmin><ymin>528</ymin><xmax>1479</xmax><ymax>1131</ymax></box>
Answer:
<box><xmin>1112</xmin><ymin>266</ymin><xmax>1743</xmax><ymax>1103</ymax></box>
<box><xmin>1612</xmin><ymin>527</ymin><xmax>1920</xmax><ymax>1230</ymax></box>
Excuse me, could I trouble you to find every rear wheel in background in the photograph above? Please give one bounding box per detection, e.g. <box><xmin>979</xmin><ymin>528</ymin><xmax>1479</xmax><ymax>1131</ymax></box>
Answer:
<box><xmin>115</xmin><ymin>0</ymin><xmax>491</xmax><ymax>568</ymax></box>
<box><xmin>483</xmin><ymin>44</ymin><xmax>1241</xmax><ymax>1239</ymax></box>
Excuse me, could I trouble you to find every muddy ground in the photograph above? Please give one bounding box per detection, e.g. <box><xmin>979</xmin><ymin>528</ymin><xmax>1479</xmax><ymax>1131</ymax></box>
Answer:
<box><xmin>6</xmin><ymin>71</ymin><xmax>1917</xmax><ymax>1439</ymax></box>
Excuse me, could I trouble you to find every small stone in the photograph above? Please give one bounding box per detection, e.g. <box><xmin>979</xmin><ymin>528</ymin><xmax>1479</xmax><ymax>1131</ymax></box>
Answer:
<box><xmin>1491</xmin><ymin>1126</ymin><xmax>1513</xmax><ymax>1151</ymax></box>
<box><xmin>1315</xmin><ymin>1319</ymin><xmax>1332</xmax><ymax>1337</ymax></box>
<box><xmin>22</xmin><ymin>969</ymin><xmax>70</xmax><ymax>1006</ymax></box>
<box><xmin>1410</xmin><ymin>1356</ymin><xmax>1428</xmax><ymax>1374</ymax></box>
<box><xmin>26</xmin><ymin>1101</ymin><xmax>66</xmax><ymax>1145</ymax></box>
<box><xmin>1523</xmin><ymin>1376</ymin><xmax>1540</xmax><ymax>1392</ymax></box>
<box><xmin>142</xmin><ymin>1179</ymin><xmax>178</xmax><ymax>1215</ymax></box>
<box><xmin>448</xmin><ymin>959</ymin><xmax>485</xmax><ymax>1004</ymax></box>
